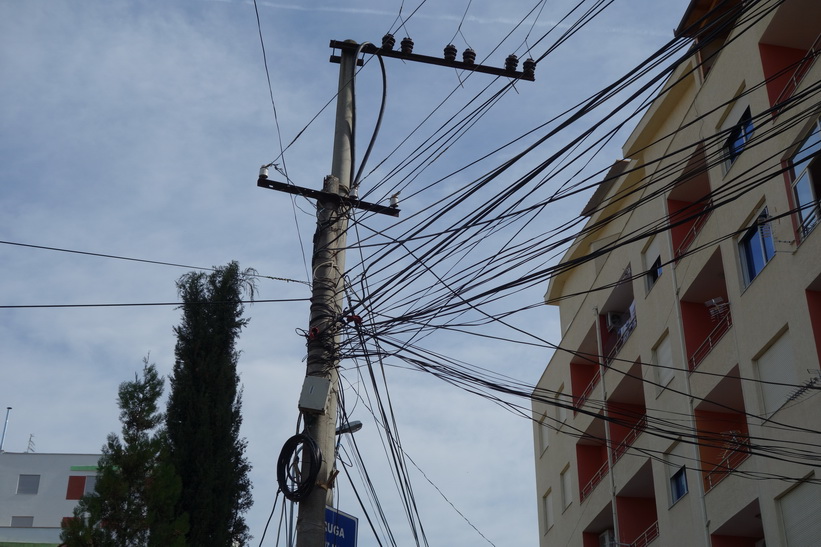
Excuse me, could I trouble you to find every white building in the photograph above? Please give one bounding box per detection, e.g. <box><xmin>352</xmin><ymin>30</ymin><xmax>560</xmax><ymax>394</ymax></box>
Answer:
<box><xmin>0</xmin><ymin>452</ymin><xmax>99</xmax><ymax>547</ymax></box>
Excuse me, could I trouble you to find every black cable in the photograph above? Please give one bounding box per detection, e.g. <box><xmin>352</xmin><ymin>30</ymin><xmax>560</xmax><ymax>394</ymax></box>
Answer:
<box><xmin>276</xmin><ymin>433</ymin><xmax>322</xmax><ymax>502</ymax></box>
<box><xmin>257</xmin><ymin>489</ymin><xmax>282</xmax><ymax>547</ymax></box>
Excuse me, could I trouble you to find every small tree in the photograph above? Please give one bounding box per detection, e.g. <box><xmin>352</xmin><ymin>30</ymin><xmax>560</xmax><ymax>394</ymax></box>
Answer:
<box><xmin>165</xmin><ymin>262</ymin><xmax>255</xmax><ymax>546</ymax></box>
<box><xmin>61</xmin><ymin>360</ymin><xmax>187</xmax><ymax>547</ymax></box>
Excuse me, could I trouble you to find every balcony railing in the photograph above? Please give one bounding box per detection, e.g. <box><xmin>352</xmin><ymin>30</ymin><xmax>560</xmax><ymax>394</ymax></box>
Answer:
<box><xmin>674</xmin><ymin>202</ymin><xmax>713</xmax><ymax>262</ymax></box>
<box><xmin>604</xmin><ymin>314</ymin><xmax>637</xmax><ymax>368</ymax></box>
<box><xmin>798</xmin><ymin>206</ymin><xmax>820</xmax><ymax>241</ymax></box>
<box><xmin>687</xmin><ymin>307</ymin><xmax>732</xmax><ymax>372</ymax></box>
<box><xmin>630</xmin><ymin>521</ymin><xmax>660</xmax><ymax>547</ymax></box>
<box><xmin>704</xmin><ymin>434</ymin><xmax>751</xmax><ymax>492</ymax></box>
<box><xmin>774</xmin><ymin>31</ymin><xmax>821</xmax><ymax>110</ymax></box>
<box><xmin>573</xmin><ymin>369</ymin><xmax>601</xmax><ymax>416</ymax></box>
<box><xmin>611</xmin><ymin>415</ymin><xmax>648</xmax><ymax>464</ymax></box>
<box><xmin>579</xmin><ymin>458</ymin><xmax>609</xmax><ymax>502</ymax></box>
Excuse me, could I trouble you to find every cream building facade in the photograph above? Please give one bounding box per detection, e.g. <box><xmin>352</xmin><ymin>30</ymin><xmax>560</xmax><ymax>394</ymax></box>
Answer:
<box><xmin>532</xmin><ymin>1</ymin><xmax>821</xmax><ymax>546</ymax></box>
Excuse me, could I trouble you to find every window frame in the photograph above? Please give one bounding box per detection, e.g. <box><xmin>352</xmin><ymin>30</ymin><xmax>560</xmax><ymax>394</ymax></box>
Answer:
<box><xmin>555</xmin><ymin>385</ymin><xmax>568</xmax><ymax>425</ymax></box>
<box><xmin>543</xmin><ymin>490</ymin><xmax>555</xmax><ymax>532</ymax></box>
<box><xmin>738</xmin><ymin>206</ymin><xmax>775</xmax><ymax>286</ymax></box>
<box><xmin>11</xmin><ymin>516</ymin><xmax>35</xmax><ymax>528</ymax></box>
<box><xmin>16</xmin><ymin>474</ymin><xmax>41</xmax><ymax>495</ymax></box>
<box><xmin>653</xmin><ymin>332</ymin><xmax>674</xmax><ymax>392</ymax></box>
<box><xmin>724</xmin><ymin>107</ymin><xmax>754</xmax><ymax>168</ymax></box>
<box><xmin>670</xmin><ymin>466</ymin><xmax>689</xmax><ymax>505</ymax></box>
<box><xmin>537</xmin><ymin>412</ymin><xmax>550</xmax><ymax>454</ymax></box>
<box><xmin>560</xmin><ymin>465</ymin><xmax>572</xmax><ymax>511</ymax></box>
<box><xmin>643</xmin><ymin>235</ymin><xmax>663</xmax><ymax>292</ymax></box>
<box><xmin>790</xmin><ymin>117</ymin><xmax>821</xmax><ymax>239</ymax></box>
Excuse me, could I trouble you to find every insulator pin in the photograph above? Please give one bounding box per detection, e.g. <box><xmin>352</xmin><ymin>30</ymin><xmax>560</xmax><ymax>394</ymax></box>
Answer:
<box><xmin>382</xmin><ymin>34</ymin><xmax>396</xmax><ymax>50</ymax></box>
<box><xmin>400</xmin><ymin>37</ymin><xmax>414</xmax><ymax>54</ymax></box>
<box><xmin>523</xmin><ymin>58</ymin><xmax>536</xmax><ymax>79</ymax></box>
<box><xmin>462</xmin><ymin>48</ymin><xmax>476</xmax><ymax>65</ymax></box>
<box><xmin>505</xmin><ymin>54</ymin><xmax>519</xmax><ymax>72</ymax></box>
<box><xmin>444</xmin><ymin>44</ymin><xmax>457</xmax><ymax>62</ymax></box>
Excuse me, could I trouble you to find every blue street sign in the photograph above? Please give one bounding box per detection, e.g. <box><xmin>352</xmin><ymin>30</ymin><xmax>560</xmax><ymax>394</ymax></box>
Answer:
<box><xmin>325</xmin><ymin>506</ymin><xmax>358</xmax><ymax>547</ymax></box>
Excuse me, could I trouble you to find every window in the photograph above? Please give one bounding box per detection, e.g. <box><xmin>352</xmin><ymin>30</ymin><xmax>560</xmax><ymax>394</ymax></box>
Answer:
<box><xmin>543</xmin><ymin>490</ymin><xmax>555</xmax><ymax>531</ymax></box>
<box><xmin>670</xmin><ymin>467</ymin><xmax>688</xmax><ymax>504</ymax></box>
<box><xmin>538</xmin><ymin>412</ymin><xmax>550</xmax><ymax>453</ymax></box>
<box><xmin>66</xmin><ymin>475</ymin><xmax>97</xmax><ymax>500</ymax></box>
<box><xmin>779</xmin><ymin>478</ymin><xmax>821</xmax><ymax>546</ymax></box>
<box><xmin>756</xmin><ymin>331</ymin><xmax>799</xmax><ymax>417</ymax></box>
<box><xmin>643</xmin><ymin>236</ymin><xmax>662</xmax><ymax>291</ymax></box>
<box><xmin>560</xmin><ymin>466</ymin><xmax>572</xmax><ymax>510</ymax></box>
<box><xmin>17</xmin><ymin>474</ymin><xmax>40</xmax><ymax>495</ymax></box>
<box><xmin>653</xmin><ymin>333</ymin><xmax>674</xmax><ymax>390</ymax></box>
<box><xmin>790</xmin><ymin>117</ymin><xmax>821</xmax><ymax>238</ymax></box>
<box><xmin>84</xmin><ymin>475</ymin><xmax>97</xmax><ymax>495</ymax></box>
<box><xmin>556</xmin><ymin>386</ymin><xmax>568</xmax><ymax>424</ymax></box>
<box><xmin>724</xmin><ymin>107</ymin><xmax>754</xmax><ymax>167</ymax></box>
<box><xmin>739</xmin><ymin>207</ymin><xmax>775</xmax><ymax>285</ymax></box>
<box><xmin>11</xmin><ymin>516</ymin><xmax>34</xmax><ymax>527</ymax></box>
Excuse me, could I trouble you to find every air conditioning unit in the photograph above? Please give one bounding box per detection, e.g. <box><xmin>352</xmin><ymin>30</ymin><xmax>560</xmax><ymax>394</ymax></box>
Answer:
<box><xmin>599</xmin><ymin>529</ymin><xmax>616</xmax><ymax>547</ymax></box>
<box><xmin>605</xmin><ymin>312</ymin><xmax>623</xmax><ymax>332</ymax></box>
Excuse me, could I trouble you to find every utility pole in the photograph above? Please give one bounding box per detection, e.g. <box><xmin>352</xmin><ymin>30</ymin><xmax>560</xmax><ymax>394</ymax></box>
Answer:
<box><xmin>295</xmin><ymin>41</ymin><xmax>356</xmax><ymax>547</ymax></box>
<box><xmin>260</xmin><ymin>36</ymin><xmax>535</xmax><ymax>546</ymax></box>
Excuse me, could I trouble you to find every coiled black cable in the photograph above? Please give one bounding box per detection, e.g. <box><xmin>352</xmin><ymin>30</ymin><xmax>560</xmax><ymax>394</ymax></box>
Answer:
<box><xmin>277</xmin><ymin>433</ymin><xmax>323</xmax><ymax>502</ymax></box>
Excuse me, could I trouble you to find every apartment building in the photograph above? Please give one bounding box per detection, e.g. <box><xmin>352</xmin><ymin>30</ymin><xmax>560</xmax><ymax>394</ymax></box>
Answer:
<box><xmin>0</xmin><ymin>452</ymin><xmax>99</xmax><ymax>547</ymax></box>
<box><xmin>532</xmin><ymin>0</ymin><xmax>821</xmax><ymax>545</ymax></box>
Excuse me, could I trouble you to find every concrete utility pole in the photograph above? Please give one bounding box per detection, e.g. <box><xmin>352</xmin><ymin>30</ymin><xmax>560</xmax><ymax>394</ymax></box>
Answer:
<box><xmin>295</xmin><ymin>42</ymin><xmax>357</xmax><ymax>547</ymax></box>
<box><xmin>259</xmin><ymin>37</ymin><xmax>535</xmax><ymax>546</ymax></box>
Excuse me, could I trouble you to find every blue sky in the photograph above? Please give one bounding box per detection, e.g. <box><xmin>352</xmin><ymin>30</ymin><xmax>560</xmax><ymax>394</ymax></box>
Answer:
<box><xmin>1</xmin><ymin>1</ymin><xmax>690</xmax><ymax>544</ymax></box>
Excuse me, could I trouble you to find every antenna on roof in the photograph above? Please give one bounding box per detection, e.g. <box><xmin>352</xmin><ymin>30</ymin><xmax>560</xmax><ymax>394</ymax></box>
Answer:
<box><xmin>1</xmin><ymin>407</ymin><xmax>11</xmax><ymax>452</ymax></box>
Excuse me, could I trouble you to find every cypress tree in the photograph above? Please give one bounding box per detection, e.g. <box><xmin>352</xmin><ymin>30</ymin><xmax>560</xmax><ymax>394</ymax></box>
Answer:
<box><xmin>165</xmin><ymin>261</ymin><xmax>254</xmax><ymax>546</ymax></box>
<box><xmin>61</xmin><ymin>360</ymin><xmax>187</xmax><ymax>547</ymax></box>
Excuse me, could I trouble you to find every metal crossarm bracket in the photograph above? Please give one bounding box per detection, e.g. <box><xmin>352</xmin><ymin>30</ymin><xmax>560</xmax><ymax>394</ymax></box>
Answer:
<box><xmin>257</xmin><ymin>177</ymin><xmax>400</xmax><ymax>217</ymax></box>
<box><xmin>329</xmin><ymin>39</ymin><xmax>535</xmax><ymax>81</ymax></box>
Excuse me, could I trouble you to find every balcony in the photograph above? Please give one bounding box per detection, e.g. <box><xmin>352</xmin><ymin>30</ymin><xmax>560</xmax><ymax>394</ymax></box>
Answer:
<box><xmin>577</xmin><ymin>419</ymin><xmax>609</xmax><ymax>503</ymax></box>
<box><xmin>694</xmin><ymin>375</ymin><xmax>750</xmax><ymax>494</ymax></box>
<box><xmin>630</xmin><ymin>521</ymin><xmax>659</xmax><ymax>547</ymax></box>
<box><xmin>580</xmin><ymin>458</ymin><xmax>609</xmax><ymax>503</ymax></box>
<box><xmin>603</xmin><ymin>310</ymin><xmax>637</xmax><ymax>368</ymax></box>
<box><xmin>599</xmin><ymin>266</ymin><xmax>636</xmax><ymax>368</ymax></box>
<box><xmin>616</xmin><ymin>461</ymin><xmax>658</xmax><ymax>547</ymax></box>
<box><xmin>687</xmin><ymin>304</ymin><xmax>732</xmax><ymax>372</ymax></box>
<box><xmin>570</xmin><ymin>325</ymin><xmax>602</xmax><ymax>416</ymax></box>
<box><xmin>674</xmin><ymin>201</ymin><xmax>713</xmax><ymax>261</ymax></box>
<box><xmin>611</xmin><ymin>415</ymin><xmax>648</xmax><ymax>464</ymax></box>
<box><xmin>704</xmin><ymin>432</ymin><xmax>751</xmax><ymax>492</ymax></box>
<box><xmin>769</xmin><ymin>30</ymin><xmax>821</xmax><ymax>111</ymax></box>
<box><xmin>574</xmin><ymin>368</ymin><xmax>601</xmax><ymax>416</ymax></box>
<box><xmin>680</xmin><ymin>249</ymin><xmax>731</xmax><ymax>372</ymax></box>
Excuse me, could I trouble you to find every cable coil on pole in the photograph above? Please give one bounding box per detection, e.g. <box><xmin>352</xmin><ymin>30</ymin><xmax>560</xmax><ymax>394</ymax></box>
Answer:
<box><xmin>277</xmin><ymin>433</ymin><xmax>322</xmax><ymax>502</ymax></box>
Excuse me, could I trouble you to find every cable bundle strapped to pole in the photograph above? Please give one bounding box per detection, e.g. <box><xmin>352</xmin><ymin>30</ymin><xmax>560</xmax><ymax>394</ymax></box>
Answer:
<box><xmin>277</xmin><ymin>433</ymin><xmax>323</xmax><ymax>502</ymax></box>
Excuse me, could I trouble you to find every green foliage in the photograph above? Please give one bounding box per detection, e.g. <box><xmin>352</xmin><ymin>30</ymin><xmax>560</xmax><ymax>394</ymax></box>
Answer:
<box><xmin>166</xmin><ymin>261</ymin><xmax>255</xmax><ymax>547</ymax></box>
<box><xmin>61</xmin><ymin>360</ymin><xmax>187</xmax><ymax>547</ymax></box>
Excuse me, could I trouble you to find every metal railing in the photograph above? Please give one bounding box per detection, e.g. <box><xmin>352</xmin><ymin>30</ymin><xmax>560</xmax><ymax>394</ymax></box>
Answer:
<box><xmin>573</xmin><ymin>369</ymin><xmax>601</xmax><ymax>416</ymax></box>
<box><xmin>798</xmin><ymin>208</ymin><xmax>820</xmax><ymax>241</ymax></box>
<box><xmin>774</xmin><ymin>31</ymin><xmax>821</xmax><ymax>110</ymax></box>
<box><xmin>674</xmin><ymin>203</ymin><xmax>713</xmax><ymax>261</ymax></box>
<box><xmin>630</xmin><ymin>521</ymin><xmax>660</xmax><ymax>547</ymax></box>
<box><xmin>611</xmin><ymin>415</ymin><xmax>648</xmax><ymax>464</ymax></box>
<box><xmin>687</xmin><ymin>307</ymin><xmax>732</xmax><ymax>372</ymax></box>
<box><xmin>579</xmin><ymin>458</ymin><xmax>609</xmax><ymax>502</ymax></box>
<box><xmin>705</xmin><ymin>435</ymin><xmax>752</xmax><ymax>492</ymax></box>
<box><xmin>604</xmin><ymin>314</ymin><xmax>637</xmax><ymax>368</ymax></box>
